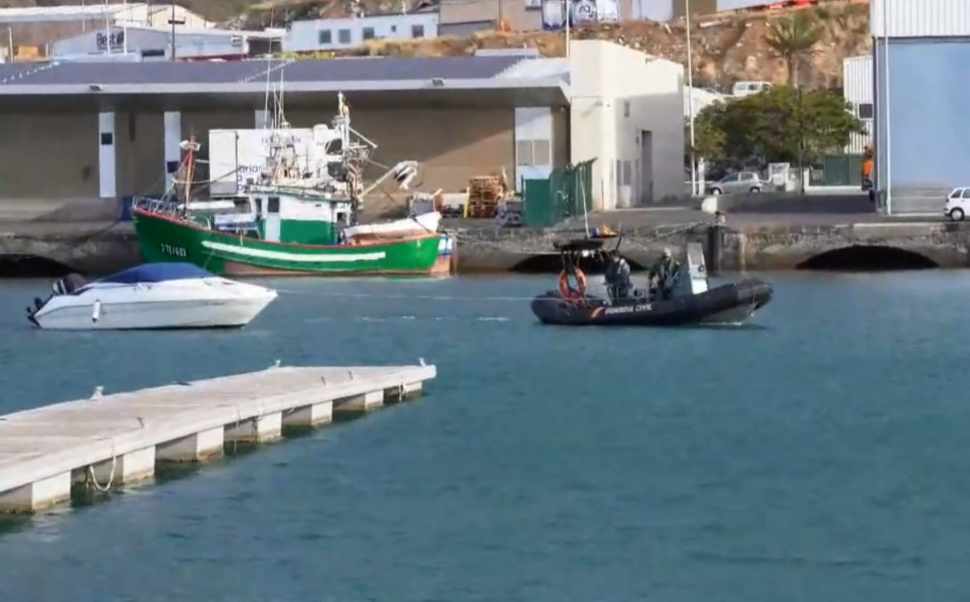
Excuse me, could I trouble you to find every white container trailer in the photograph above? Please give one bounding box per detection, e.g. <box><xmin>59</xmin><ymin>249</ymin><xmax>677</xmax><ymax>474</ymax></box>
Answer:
<box><xmin>209</xmin><ymin>129</ymin><xmax>314</xmax><ymax>196</ymax></box>
<box><xmin>208</xmin><ymin>125</ymin><xmax>346</xmax><ymax>196</ymax></box>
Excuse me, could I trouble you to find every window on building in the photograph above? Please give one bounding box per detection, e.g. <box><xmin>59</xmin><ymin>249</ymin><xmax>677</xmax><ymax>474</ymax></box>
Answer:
<box><xmin>532</xmin><ymin>140</ymin><xmax>551</xmax><ymax>166</ymax></box>
<box><xmin>391</xmin><ymin>25</ymin><xmax>398</xmax><ymax>33</ymax></box>
<box><xmin>412</xmin><ymin>24</ymin><xmax>425</xmax><ymax>38</ymax></box>
<box><xmin>516</xmin><ymin>140</ymin><xmax>534</xmax><ymax>166</ymax></box>
<box><xmin>100</xmin><ymin>133</ymin><xmax>113</xmax><ymax>146</ymax></box>
<box><xmin>624</xmin><ymin>100</ymin><xmax>630</xmax><ymax>118</ymax></box>
<box><xmin>623</xmin><ymin>161</ymin><xmax>632</xmax><ymax>186</ymax></box>
<box><xmin>516</xmin><ymin>140</ymin><xmax>552</xmax><ymax>166</ymax></box>
<box><xmin>363</xmin><ymin>27</ymin><xmax>375</xmax><ymax>40</ymax></box>
<box><xmin>858</xmin><ymin>103</ymin><xmax>874</xmax><ymax>119</ymax></box>
<box><xmin>268</xmin><ymin>197</ymin><xmax>280</xmax><ymax>213</ymax></box>
<box><xmin>318</xmin><ymin>30</ymin><xmax>332</xmax><ymax>45</ymax></box>
<box><xmin>338</xmin><ymin>29</ymin><xmax>351</xmax><ymax>44</ymax></box>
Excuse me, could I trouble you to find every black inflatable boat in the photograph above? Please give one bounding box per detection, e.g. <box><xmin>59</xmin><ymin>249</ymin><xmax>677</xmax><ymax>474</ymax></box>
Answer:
<box><xmin>530</xmin><ymin>239</ymin><xmax>773</xmax><ymax>327</ymax></box>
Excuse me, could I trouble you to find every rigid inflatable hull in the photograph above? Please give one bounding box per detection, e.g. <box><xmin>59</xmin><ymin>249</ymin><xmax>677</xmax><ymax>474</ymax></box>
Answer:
<box><xmin>530</xmin><ymin>279</ymin><xmax>773</xmax><ymax>326</ymax></box>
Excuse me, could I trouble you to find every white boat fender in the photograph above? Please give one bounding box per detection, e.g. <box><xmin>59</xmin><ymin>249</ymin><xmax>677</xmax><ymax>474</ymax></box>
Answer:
<box><xmin>92</xmin><ymin>299</ymin><xmax>102</xmax><ymax>323</ymax></box>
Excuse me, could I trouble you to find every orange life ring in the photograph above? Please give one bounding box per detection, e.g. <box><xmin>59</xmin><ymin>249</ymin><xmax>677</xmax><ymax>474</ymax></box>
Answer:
<box><xmin>559</xmin><ymin>268</ymin><xmax>588</xmax><ymax>301</ymax></box>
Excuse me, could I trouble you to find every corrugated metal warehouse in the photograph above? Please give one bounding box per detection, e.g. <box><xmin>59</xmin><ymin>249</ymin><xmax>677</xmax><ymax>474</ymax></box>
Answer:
<box><xmin>0</xmin><ymin>41</ymin><xmax>684</xmax><ymax>212</ymax></box>
<box><xmin>842</xmin><ymin>55</ymin><xmax>873</xmax><ymax>155</ymax></box>
<box><xmin>871</xmin><ymin>0</ymin><xmax>970</xmax><ymax>214</ymax></box>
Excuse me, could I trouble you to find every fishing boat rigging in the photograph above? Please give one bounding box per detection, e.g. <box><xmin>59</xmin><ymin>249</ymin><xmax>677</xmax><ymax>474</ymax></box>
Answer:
<box><xmin>131</xmin><ymin>88</ymin><xmax>453</xmax><ymax>277</ymax></box>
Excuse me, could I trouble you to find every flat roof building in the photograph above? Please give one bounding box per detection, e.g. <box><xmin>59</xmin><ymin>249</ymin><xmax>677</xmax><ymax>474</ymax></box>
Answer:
<box><xmin>0</xmin><ymin>40</ymin><xmax>684</xmax><ymax>211</ymax></box>
<box><xmin>283</xmin><ymin>13</ymin><xmax>439</xmax><ymax>53</ymax></box>
<box><xmin>52</xmin><ymin>26</ymin><xmax>281</xmax><ymax>62</ymax></box>
<box><xmin>0</xmin><ymin>3</ymin><xmax>208</xmax><ymax>58</ymax></box>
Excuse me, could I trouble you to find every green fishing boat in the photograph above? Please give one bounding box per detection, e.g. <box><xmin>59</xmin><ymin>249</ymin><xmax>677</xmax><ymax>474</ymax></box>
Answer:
<box><xmin>133</xmin><ymin>93</ymin><xmax>454</xmax><ymax>277</ymax></box>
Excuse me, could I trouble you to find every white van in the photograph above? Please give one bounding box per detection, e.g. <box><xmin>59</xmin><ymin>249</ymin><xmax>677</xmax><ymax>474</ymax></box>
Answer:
<box><xmin>732</xmin><ymin>81</ymin><xmax>772</xmax><ymax>97</ymax></box>
<box><xmin>945</xmin><ymin>187</ymin><xmax>970</xmax><ymax>221</ymax></box>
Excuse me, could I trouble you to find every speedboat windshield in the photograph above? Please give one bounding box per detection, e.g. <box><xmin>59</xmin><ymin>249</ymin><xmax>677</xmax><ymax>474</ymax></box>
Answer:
<box><xmin>98</xmin><ymin>263</ymin><xmax>215</xmax><ymax>284</ymax></box>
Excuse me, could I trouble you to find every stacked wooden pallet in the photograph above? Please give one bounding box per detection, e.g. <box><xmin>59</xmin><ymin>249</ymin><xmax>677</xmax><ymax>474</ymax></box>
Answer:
<box><xmin>467</xmin><ymin>176</ymin><xmax>505</xmax><ymax>218</ymax></box>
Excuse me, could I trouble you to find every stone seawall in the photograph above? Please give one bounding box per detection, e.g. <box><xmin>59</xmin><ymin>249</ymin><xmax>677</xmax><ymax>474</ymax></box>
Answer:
<box><xmin>2</xmin><ymin>220</ymin><xmax>969</xmax><ymax>275</ymax></box>
<box><xmin>455</xmin><ymin>222</ymin><xmax>970</xmax><ymax>272</ymax></box>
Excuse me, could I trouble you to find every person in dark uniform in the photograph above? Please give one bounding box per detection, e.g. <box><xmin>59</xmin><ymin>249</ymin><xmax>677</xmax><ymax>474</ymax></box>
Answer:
<box><xmin>649</xmin><ymin>248</ymin><xmax>680</xmax><ymax>300</ymax></box>
<box><xmin>604</xmin><ymin>252</ymin><xmax>632</xmax><ymax>302</ymax></box>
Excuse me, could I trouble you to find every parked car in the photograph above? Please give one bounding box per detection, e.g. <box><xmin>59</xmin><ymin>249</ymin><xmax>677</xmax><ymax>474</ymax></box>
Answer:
<box><xmin>945</xmin><ymin>187</ymin><xmax>970</xmax><ymax>221</ymax></box>
<box><xmin>732</xmin><ymin>81</ymin><xmax>772</xmax><ymax>97</ymax></box>
<box><xmin>707</xmin><ymin>172</ymin><xmax>764</xmax><ymax>195</ymax></box>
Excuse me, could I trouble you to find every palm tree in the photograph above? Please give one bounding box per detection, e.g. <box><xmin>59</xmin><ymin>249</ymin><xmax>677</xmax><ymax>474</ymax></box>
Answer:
<box><xmin>765</xmin><ymin>12</ymin><xmax>822</xmax><ymax>87</ymax></box>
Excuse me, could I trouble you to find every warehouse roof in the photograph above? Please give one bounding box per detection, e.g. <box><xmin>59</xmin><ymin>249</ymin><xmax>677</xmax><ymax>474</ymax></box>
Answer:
<box><xmin>0</xmin><ymin>55</ymin><xmax>570</xmax><ymax>109</ymax></box>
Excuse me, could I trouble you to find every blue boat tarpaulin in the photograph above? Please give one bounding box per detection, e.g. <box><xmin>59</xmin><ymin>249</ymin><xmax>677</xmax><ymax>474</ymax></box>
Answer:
<box><xmin>101</xmin><ymin>263</ymin><xmax>215</xmax><ymax>284</ymax></box>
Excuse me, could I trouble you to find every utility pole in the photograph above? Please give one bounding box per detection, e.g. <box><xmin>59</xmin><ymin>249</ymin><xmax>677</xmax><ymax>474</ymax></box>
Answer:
<box><xmin>882</xmin><ymin>0</ymin><xmax>893</xmax><ymax>215</ymax></box>
<box><xmin>7</xmin><ymin>27</ymin><xmax>13</xmax><ymax>64</ymax></box>
<box><xmin>168</xmin><ymin>2</ymin><xmax>185</xmax><ymax>61</ymax></box>
<box><xmin>564</xmin><ymin>0</ymin><xmax>571</xmax><ymax>58</ymax></box>
<box><xmin>797</xmin><ymin>85</ymin><xmax>806</xmax><ymax>196</ymax></box>
<box><xmin>122</xmin><ymin>0</ymin><xmax>128</xmax><ymax>55</ymax></box>
<box><xmin>104</xmin><ymin>0</ymin><xmax>111</xmax><ymax>56</ymax></box>
<box><xmin>686</xmin><ymin>0</ymin><xmax>697</xmax><ymax>197</ymax></box>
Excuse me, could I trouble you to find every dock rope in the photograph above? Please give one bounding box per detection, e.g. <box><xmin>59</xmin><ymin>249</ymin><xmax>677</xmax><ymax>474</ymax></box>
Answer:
<box><xmin>87</xmin><ymin>441</ymin><xmax>117</xmax><ymax>493</ymax></box>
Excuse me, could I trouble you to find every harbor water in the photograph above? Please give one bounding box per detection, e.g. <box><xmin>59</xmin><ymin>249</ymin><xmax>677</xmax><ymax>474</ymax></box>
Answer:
<box><xmin>0</xmin><ymin>271</ymin><xmax>968</xmax><ymax>601</ymax></box>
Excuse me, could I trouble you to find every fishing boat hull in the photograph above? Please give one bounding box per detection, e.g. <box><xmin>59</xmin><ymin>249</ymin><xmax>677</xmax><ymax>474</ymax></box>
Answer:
<box><xmin>530</xmin><ymin>279</ymin><xmax>773</xmax><ymax>326</ymax></box>
<box><xmin>134</xmin><ymin>209</ymin><xmax>444</xmax><ymax>276</ymax></box>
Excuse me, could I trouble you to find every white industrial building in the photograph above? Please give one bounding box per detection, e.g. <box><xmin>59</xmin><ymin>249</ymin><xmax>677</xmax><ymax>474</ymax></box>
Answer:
<box><xmin>0</xmin><ymin>3</ymin><xmax>209</xmax><ymax>59</ymax></box>
<box><xmin>52</xmin><ymin>25</ymin><xmax>280</xmax><ymax>62</ymax></box>
<box><xmin>0</xmin><ymin>3</ymin><xmax>208</xmax><ymax>28</ymax></box>
<box><xmin>842</xmin><ymin>55</ymin><xmax>873</xmax><ymax>155</ymax></box>
<box><xmin>570</xmin><ymin>41</ymin><xmax>684</xmax><ymax>207</ymax></box>
<box><xmin>870</xmin><ymin>0</ymin><xmax>970</xmax><ymax>214</ymax></box>
<box><xmin>283</xmin><ymin>13</ymin><xmax>439</xmax><ymax>52</ymax></box>
<box><xmin>0</xmin><ymin>40</ymin><xmax>683</xmax><ymax>210</ymax></box>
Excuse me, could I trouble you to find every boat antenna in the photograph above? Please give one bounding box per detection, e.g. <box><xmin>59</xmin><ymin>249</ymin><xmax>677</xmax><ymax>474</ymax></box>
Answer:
<box><xmin>580</xmin><ymin>166</ymin><xmax>591</xmax><ymax>238</ymax></box>
<box><xmin>262</xmin><ymin>55</ymin><xmax>272</xmax><ymax>129</ymax></box>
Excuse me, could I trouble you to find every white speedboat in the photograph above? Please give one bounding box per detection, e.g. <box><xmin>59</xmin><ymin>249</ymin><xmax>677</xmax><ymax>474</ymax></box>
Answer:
<box><xmin>27</xmin><ymin>263</ymin><xmax>277</xmax><ymax>330</ymax></box>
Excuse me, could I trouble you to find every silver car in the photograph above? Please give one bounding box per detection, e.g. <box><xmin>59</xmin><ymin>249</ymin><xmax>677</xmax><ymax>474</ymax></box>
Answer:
<box><xmin>708</xmin><ymin>171</ymin><xmax>763</xmax><ymax>195</ymax></box>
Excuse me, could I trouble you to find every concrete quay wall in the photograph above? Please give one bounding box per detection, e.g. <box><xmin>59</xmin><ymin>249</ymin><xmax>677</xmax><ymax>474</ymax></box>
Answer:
<box><xmin>455</xmin><ymin>222</ymin><xmax>970</xmax><ymax>272</ymax></box>
<box><xmin>2</xmin><ymin>220</ymin><xmax>970</xmax><ymax>275</ymax></box>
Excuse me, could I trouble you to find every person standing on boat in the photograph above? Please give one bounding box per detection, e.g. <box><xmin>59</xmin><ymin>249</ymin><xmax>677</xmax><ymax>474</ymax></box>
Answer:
<box><xmin>649</xmin><ymin>248</ymin><xmax>680</xmax><ymax>300</ymax></box>
<box><xmin>604</xmin><ymin>251</ymin><xmax>632</xmax><ymax>301</ymax></box>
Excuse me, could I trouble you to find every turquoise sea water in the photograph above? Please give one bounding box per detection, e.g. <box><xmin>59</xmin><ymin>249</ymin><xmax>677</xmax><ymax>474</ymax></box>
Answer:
<box><xmin>0</xmin><ymin>272</ymin><xmax>968</xmax><ymax>601</ymax></box>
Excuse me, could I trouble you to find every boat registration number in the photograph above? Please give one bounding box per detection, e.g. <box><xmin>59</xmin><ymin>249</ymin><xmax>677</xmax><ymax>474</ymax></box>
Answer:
<box><xmin>160</xmin><ymin>243</ymin><xmax>188</xmax><ymax>258</ymax></box>
<box><xmin>605</xmin><ymin>304</ymin><xmax>652</xmax><ymax>315</ymax></box>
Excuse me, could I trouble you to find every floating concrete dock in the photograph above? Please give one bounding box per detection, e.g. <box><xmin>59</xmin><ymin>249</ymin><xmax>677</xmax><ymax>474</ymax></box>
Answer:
<box><xmin>0</xmin><ymin>364</ymin><xmax>435</xmax><ymax>513</ymax></box>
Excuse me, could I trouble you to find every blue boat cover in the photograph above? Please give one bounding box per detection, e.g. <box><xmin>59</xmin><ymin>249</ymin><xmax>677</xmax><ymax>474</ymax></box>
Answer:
<box><xmin>100</xmin><ymin>263</ymin><xmax>214</xmax><ymax>284</ymax></box>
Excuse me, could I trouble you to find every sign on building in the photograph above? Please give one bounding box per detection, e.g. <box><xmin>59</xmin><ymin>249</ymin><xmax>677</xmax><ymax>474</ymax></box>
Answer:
<box><xmin>96</xmin><ymin>31</ymin><xmax>125</xmax><ymax>51</ymax></box>
<box><xmin>541</xmin><ymin>0</ymin><xmax>619</xmax><ymax>30</ymax></box>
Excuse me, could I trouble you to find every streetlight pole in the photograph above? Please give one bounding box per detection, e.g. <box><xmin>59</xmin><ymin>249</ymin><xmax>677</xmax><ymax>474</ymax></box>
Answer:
<box><xmin>686</xmin><ymin>0</ymin><xmax>697</xmax><ymax>197</ymax></box>
<box><xmin>882</xmin><ymin>0</ymin><xmax>893</xmax><ymax>215</ymax></box>
<box><xmin>170</xmin><ymin>3</ymin><xmax>176</xmax><ymax>61</ymax></box>
<box><xmin>565</xmin><ymin>0</ymin><xmax>571</xmax><ymax>58</ymax></box>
